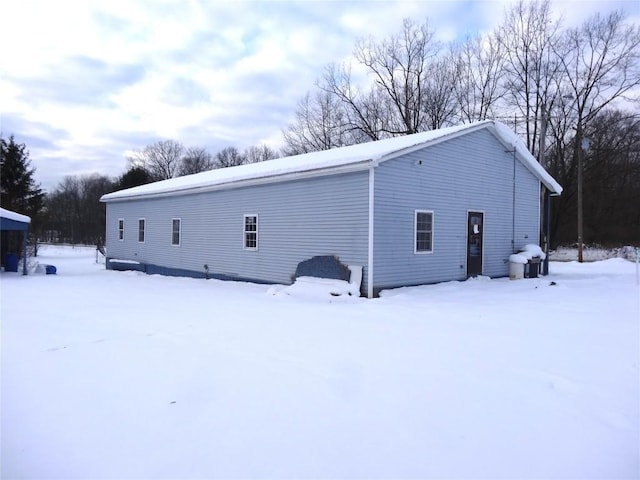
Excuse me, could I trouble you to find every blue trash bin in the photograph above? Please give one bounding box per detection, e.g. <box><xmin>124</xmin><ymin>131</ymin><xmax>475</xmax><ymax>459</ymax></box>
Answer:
<box><xmin>45</xmin><ymin>265</ymin><xmax>57</xmax><ymax>275</ymax></box>
<box><xmin>5</xmin><ymin>253</ymin><xmax>19</xmax><ymax>272</ymax></box>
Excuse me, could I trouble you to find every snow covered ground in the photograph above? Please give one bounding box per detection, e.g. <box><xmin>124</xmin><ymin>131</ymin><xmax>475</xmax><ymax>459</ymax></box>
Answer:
<box><xmin>2</xmin><ymin>245</ymin><xmax>639</xmax><ymax>479</ymax></box>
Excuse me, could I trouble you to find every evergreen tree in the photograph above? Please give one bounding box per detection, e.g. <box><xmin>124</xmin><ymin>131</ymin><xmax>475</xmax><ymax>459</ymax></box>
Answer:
<box><xmin>0</xmin><ymin>134</ymin><xmax>45</xmax><ymax>217</ymax></box>
<box><xmin>0</xmin><ymin>135</ymin><xmax>44</xmax><ymax>217</ymax></box>
<box><xmin>1</xmin><ymin>134</ymin><xmax>45</xmax><ymax>259</ymax></box>
<box><xmin>115</xmin><ymin>166</ymin><xmax>153</xmax><ymax>191</ymax></box>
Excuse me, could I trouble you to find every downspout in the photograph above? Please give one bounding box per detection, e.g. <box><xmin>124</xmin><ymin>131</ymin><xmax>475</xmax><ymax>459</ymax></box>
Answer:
<box><xmin>512</xmin><ymin>148</ymin><xmax>516</xmax><ymax>252</ymax></box>
<box><xmin>367</xmin><ymin>164</ymin><xmax>375</xmax><ymax>298</ymax></box>
<box><xmin>543</xmin><ymin>190</ymin><xmax>551</xmax><ymax>275</ymax></box>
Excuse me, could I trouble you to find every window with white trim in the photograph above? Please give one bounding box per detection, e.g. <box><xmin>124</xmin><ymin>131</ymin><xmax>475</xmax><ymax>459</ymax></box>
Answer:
<box><xmin>415</xmin><ymin>210</ymin><xmax>433</xmax><ymax>253</ymax></box>
<box><xmin>171</xmin><ymin>218</ymin><xmax>181</xmax><ymax>246</ymax></box>
<box><xmin>244</xmin><ymin>215</ymin><xmax>258</xmax><ymax>250</ymax></box>
<box><xmin>138</xmin><ymin>218</ymin><xmax>145</xmax><ymax>243</ymax></box>
<box><xmin>118</xmin><ymin>218</ymin><xmax>124</xmax><ymax>241</ymax></box>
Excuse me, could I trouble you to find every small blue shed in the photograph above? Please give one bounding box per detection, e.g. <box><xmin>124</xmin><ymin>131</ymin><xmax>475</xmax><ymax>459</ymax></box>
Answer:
<box><xmin>1</xmin><ymin>207</ymin><xmax>31</xmax><ymax>275</ymax></box>
<box><xmin>101</xmin><ymin>120</ymin><xmax>562</xmax><ymax>297</ymax></box>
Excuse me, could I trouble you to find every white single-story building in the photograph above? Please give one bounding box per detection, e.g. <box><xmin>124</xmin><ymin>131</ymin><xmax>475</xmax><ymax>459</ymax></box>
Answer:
<box><xmin>101</xmin><ymin>120</ymin><xmax>562</xmax><ymax>297</ymax></box>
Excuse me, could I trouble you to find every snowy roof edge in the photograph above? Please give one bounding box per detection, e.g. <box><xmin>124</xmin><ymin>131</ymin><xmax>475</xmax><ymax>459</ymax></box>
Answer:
<box><xmin>0</xmin><ymin>207</ymin><xmax>31</xmax><ymax>223</ymax></box>
<box><xmin>101</xmin><ymin>120</ymin><xmax>562</xmax><ymax>202</ymax></box>
<box><xmin>490</xmin><ymin>121</ymin><xmax>563</xmax><ymax>195</ymax></box>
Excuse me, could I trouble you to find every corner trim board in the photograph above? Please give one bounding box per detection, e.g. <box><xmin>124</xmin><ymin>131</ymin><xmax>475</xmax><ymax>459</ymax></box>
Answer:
<box><xmin>367</xmin><ymin>165</ymin><xmax>375</xmax><ymax>298</ymax></box>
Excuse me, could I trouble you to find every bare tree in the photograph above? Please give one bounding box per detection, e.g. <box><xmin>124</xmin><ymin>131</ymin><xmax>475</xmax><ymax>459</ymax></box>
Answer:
<box><xmin>353</xmin><ymin>18</ymin><xmax>440</xmax><ymax>135</ymax></box>
<box><xmin>178</xmin><ymin>147</ymin><xmax>214</xmax><ymax>176</ymax></box>
<box><xmin>244</xmin><ymin>144</ymin><xmax>279</xmax><ymax>163</ymax></box>
<box><xmin>452</xmin><ymin>32</ymin><xmax>506</xmax><ymax>124</ymax></box>
<box><xmin>422</xmin><ymin>53</ymin><xmax>459</xmax><ymax>129</ymax></box>
<box><xmin>497</xmin><ymin>0</ymin><xmax>564</xmax><ymax>156</ymax></box>
<box><xmin>581</xmin><ymin>111</ymin><xmax>640</xmax><ymax>244</ymax></box>
<box><xmin>284</xmin><ymin>91</ymin><xmax>347</xmax><ymax>154</ymax></box>
<box><xmin>548</xmin><ymin>109</ymin><xmax>640</xmax><ymax>246</ymax></box>
<box><xmin>214</xmin><ymin>147</ymin><xmax>245</xmax><ymax>168</ymax></box>
<box><xmin>282</xmin><ymin>89</ymin><xmax>370</xmax><ymax>155</ymax></box>
<box><xmin>554</xmin><ymin>10</ymin><xmax>640</xmax><ymax>132</ymax></box>
<box><xmin>317</xmin><ymin>19</ymin><xmax>441</xmax><ymax>141</ymax></box>
<box><xmin>44</xmin><ymin>174</ymin><xmax>115</xmax><ymax>245</ymax></box>
<box><xmin>128</xmin><ymin>139</ymin><xmax>185</xmax><ymax>181</ymax></box>
<box><xmin>320</xmin><ymin>62</ymin><xmax>389</xmax><ymax>141</ymax></box>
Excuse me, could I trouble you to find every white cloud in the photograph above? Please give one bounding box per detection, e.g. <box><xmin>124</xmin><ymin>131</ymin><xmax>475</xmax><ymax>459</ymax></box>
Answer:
<box><xmin>2</xmin><ymin>0</ymin><xmax>635</xmax><ymax>191</ymax></box>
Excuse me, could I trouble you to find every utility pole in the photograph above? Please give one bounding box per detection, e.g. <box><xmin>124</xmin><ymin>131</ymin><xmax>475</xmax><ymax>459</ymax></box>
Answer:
<box><xmin>577</xmin><ymin>122</ymin><xmax>584</xmax><ymax>263</ymax></box>
<box><xmin>538</xmin><ymin>105</ymin><xmax>550</xmax><ymax>275</ymax></box>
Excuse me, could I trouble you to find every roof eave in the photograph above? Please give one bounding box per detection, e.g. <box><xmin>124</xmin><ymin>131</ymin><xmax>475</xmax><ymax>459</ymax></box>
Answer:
<box><xmin>485</xmin><ymin>123</ymin><xmax>563</xmax><ymax>196</ymax></box>
<box><xmin>101</xmin><ymin>159</ymin><xmax>374</xmax><ymax>203</ymax></box>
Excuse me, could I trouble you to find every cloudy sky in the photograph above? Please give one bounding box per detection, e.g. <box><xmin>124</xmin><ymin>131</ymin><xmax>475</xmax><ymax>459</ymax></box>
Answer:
<box><xmin>1</xmin><ymin>0</ymin><xmax>637</xmax><ymax>191</ymax></box>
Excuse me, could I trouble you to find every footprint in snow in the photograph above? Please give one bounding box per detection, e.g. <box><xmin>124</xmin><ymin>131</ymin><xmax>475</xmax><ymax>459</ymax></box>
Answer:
<box><xmin>46</xmin><ymin>346</ymin><xmax>68</xmax><ymax>352</ymax></box>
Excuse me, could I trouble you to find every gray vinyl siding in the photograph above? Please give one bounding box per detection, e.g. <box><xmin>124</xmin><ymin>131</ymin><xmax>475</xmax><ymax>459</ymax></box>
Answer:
<box><xmin>105</xmin><ymin>171</ymin><xmax>370</xmax><ymax>290</ymax></box>
<box><xmin>105</xmin><ymin>129</ymin><xmax>546</xmax><ymax>296</ymax></box>
<box><xmin>373</xmin><ymin>129</ymin><xmax>540</xmax><ymax>290</ymax></box>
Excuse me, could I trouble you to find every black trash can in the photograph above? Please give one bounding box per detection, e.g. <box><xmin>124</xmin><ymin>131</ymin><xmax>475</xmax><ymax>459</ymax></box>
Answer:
<box><xmin>526</xmin><ymin>257</ymin><xmax>541</xmax><ymax>278</ymax></box>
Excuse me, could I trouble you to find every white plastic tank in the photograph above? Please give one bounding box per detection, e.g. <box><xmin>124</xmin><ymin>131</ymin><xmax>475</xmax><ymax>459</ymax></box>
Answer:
<box><xmin>509</xmin><ymin>253</ymin><xmax>527</xmax><ymax>280</ymax></box>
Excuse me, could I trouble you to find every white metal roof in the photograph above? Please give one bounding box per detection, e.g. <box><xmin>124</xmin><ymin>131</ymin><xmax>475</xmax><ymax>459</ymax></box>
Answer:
<box><xmin>0</xmin><ymin>207</ymin><xmax>31</xmax><ymax>223</ymax></box>
<box><xmin>101</xmin><ymin>120</ymin><xmax>562</xmax><ymax>202</ymax></box>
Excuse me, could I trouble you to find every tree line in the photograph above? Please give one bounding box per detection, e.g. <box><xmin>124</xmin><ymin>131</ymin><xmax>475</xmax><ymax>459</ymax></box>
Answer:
<box><xmin>127</xmin><ymin>140</ymin><xmax>279</xmax><ymax>182</ymax></box>
<box><xmin>280</xmin><ymin>0</ymin><xmax>640</xmax><ymax>246</ymax></box>
<box><xmin>1</xmin><ymin>0</ymin><xmax>639</xmax><ymax>249</ymax></box>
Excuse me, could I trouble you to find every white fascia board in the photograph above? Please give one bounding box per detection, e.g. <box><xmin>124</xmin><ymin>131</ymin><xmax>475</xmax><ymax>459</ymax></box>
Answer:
<box><xmin>367</xmin><ymin>165</ymin><xmax>375</xmax><ymax>299</ymax></box>
<box><xmin>101</xmin><ymin>160</ymin><xmax>373</xmax><ymax>203</ymax></box>
<box><xmin>487</xmin><ymin>124</ymin><xmax>563</xmax><ymax>195</ymax></box>
<box><xmin>525</xmin><ymin>161</ymin><xmax>563</xmax><ymax>195</ymax></box>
